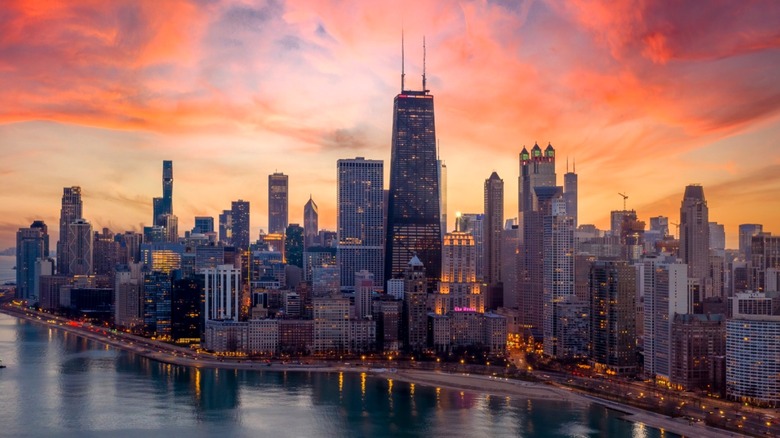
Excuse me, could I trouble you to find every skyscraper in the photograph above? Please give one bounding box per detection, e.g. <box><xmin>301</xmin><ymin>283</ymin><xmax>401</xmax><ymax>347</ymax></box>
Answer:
<box><xmin>57</xmin><ymin>186</ymin><xmax>83</xmax><ymax>275</ymax></box>
<box><xmin>153</xmin><ymin>160</ymin><xmax>173</xmax><ymax>226</ymax></box>
<box><xmin>589</xmin><ymin>260</ymin><xmax>637</xmax><ymax>375</ymax></box>
<box><xmin>355</xmin><ymin>270</ymin><xmax>374</xmax><ymax>320</ymax></box>
<box><xmin>484</xmin><ymin>172</ymin><xmax>503</xmax><ymax>286</ymax></box>
<box><xmin>385</xmin><ymin>67</ymin><xmax>441</xmax><ymax>287</ymax></box>
<box><xmin>337</xmin><ymin>157</ymin><xmax>384</xmax><ymax>289</ymax></box>
<box><xmin>518</xmin><ymin>143</ymin><xmax>556</xmax><ymax>336</ymax></box>
<box><xmin>542</xmin><ymin>193</ymin><xmax>576</xmax><ymax>358</ymax></box>
<box><xmin>231</xmin><ymin>200</ymin><xmax>250</xmax><ymax>250</ymax></box>
<box><xmin>268</xmin><ymin>172</ymin><xmax>288</xmax><ymax>234</ymax></box>
<box><xmin>680</xmin><ymin>185</ymin><xmax>710</xmax><ymax>289</ymax></box>
<box><xmin>303</xmin><ymin>196</ymin><xmax>319</xmax><ymax>249</ymax></box>
<box><xmin>563</xmin><ymin>160</ymin><xmax>578</xmax><ymax>227</ymax></box>
<box><xmin>438</xmin><ymin>158</ymin><xmax>447</xmax><ymax>238</ymax></box>
<box><xmin>16</xmin><ymin>221</ymin><xmax>49</xmax><ymax>300</ymax></box>
<box><xmin>642</xmin><ymin>255</ymin><xmax>689</xmax><ymax>380</ymax></box>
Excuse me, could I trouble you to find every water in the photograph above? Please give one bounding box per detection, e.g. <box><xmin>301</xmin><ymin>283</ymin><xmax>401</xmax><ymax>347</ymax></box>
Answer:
<box><xmin>0</xmin><ymin>255</ymin><xmax>14</xmax><ymax>284</ymax></box>
<box><xmin>0</xmin><ymin>313</ymin><xmax>673</xmax><ymax>437</ymax></box>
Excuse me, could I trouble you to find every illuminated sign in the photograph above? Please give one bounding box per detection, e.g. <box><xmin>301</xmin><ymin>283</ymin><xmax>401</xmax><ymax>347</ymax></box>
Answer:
<box><xmin>454</xmin><ymin>306</ymin><xmax>477</xmax><ymax>312</ymax></box>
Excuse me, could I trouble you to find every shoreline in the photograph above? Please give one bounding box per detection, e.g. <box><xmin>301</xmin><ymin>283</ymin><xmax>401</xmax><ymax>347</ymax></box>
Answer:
<box><xmin>1</xmin><ymin>307</ymin><xmax>737</xmax><ymax>437</ymax></box>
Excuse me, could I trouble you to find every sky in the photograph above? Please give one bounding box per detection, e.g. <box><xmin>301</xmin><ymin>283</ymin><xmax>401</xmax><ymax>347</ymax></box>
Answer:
<box><xmin>1</xmin><ymin>0</ymin><xmax>779</xmax><ymax>250</ymax></box>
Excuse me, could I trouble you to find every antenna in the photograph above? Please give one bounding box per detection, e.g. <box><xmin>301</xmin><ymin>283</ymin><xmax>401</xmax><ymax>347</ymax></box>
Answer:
<box><xmin>422</xmin><ymin>36</ymin><xmax>427</xmax><ymax>93</ymax></box>
<box><xmin>618</xmin><ymin>192</ymin><xmax>629</xmax><ymax>210</ymax></box>
<box><xmin>401</xmin><ymin>29</ymin><xmax>405</xmax><ymax>92</ymax></box>
<box><xmin>437</xmin><ymin>139</ymin><xmax>441</xmax><ymax>159</ymax></box>
<box><xmin>573</xmin><ymin>157</ymin><xmax>576</xmax><ymax>173</ymax></box>
<box><xmin>566</xmin><ymin>156</ymin><xmax>569</xmax><ymax>173</ymax></box>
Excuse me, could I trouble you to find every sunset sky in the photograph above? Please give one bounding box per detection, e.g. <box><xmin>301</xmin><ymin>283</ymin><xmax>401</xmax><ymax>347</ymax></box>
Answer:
<box><xmin>2</xmin><ymin>0</ymin><xmax>779</xmax><ymax>250</ymax></box>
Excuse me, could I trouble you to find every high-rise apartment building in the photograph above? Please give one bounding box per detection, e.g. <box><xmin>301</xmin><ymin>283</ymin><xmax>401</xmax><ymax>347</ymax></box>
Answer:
<box><xmin>484</xmin><ymin>172</ymin><xmax>503</xmax><ymax>286</ymax></box>
<box><xmin>642</xmin><ymin>255</ymin><xmax>689</xmax><ymax>380</ymax></box>
<box><xmin>203</xmin><ymin>264</ymin><xmax>241</xmax><ymax>321</ymax></box>
<box><xmin>218</xmin><ymin>210</ymin><xmax>232</xmax><ymax>244</ymax></box>
<box><xmin>385</xmin><ymin>79</ymin><xmax>441</xmax><ymax>288</ymax></box>
<box><xmin>590</xmin><ymin>260</ymin><xmax>637</xmax><ymax>375</ymax></box>
<box><xmin>403</xmin><ymin>256</ymin><xmax>428</xmax><ymax>351</ymax></box>
<box><xmin>268</xmin><ymin>172</ymin><xmax>288</xmax><ymax>234</ymax></box>
<box><xmin>542</xmin><ymin>194</ymin><xmax>576</xmax><ymax>358</ymax></box>
<box><xmin>231</xmin><ymin>200</ymin><xmax>250</xmax><ymax>250</ymax></box>
<box><xmin>57</xmin><ymin>186</ymin><xmax>83</xmax><ymax>274</ymax></box>
<box><xmin>16</xmin><ymin>221</ymin><xmax>49</xmax><ymax>300</ymax></box>
<box><xmin>337</xmin><ymin>157</ymin><xmax>384</xmax><ymax>289</ymax></box>
<box><xmin>303</xmin><ymin>196</ymin><xmax>319</xmax><ymax>248</ymax></box>
<box><xmin>726</xmin><ymin>292</ymin><xmax>780</xmax><ymax>407</ymax></box>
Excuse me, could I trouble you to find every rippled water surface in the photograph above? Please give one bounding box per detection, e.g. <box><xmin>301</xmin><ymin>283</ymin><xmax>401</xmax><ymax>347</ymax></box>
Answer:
<box><xmin>0</xmin><ymin>313</ymin><xmax>675</xmax><ymax>437</ymax></box>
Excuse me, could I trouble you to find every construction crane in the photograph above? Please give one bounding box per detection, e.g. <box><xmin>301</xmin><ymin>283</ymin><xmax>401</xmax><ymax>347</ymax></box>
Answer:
<box><xmin>618</xmin><ymin>193</ymin><xmax>629</xmax><ymax>210</ymax></box>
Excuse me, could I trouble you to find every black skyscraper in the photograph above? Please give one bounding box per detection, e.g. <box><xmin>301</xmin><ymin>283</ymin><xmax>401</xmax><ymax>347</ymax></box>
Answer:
<box><xmin>153</xmin><ymin>160</ymin><xmax>173</xmax><ymax>226</ymax></box>
<box><xmin>385</xmin><ymin>46</ymin><xmax>441</xmax><ymax>288</ymax></box>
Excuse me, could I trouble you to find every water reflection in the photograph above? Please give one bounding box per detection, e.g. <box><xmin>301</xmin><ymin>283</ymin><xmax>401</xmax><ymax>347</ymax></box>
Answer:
<box><xmin>0</xmin><ymin>314</ymin><xmax>679</xmax><ymax>437</ymax></box>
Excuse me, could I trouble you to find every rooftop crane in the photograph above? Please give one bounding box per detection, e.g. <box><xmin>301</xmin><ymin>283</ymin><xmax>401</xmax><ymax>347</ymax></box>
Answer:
<box><xmin>618</xmin><ymin>193</ymin><xmax>629</xmax><ymax>210</ymax></box>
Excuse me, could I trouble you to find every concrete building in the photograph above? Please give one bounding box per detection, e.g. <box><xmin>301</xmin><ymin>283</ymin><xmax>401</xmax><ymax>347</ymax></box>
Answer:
<box><xmin>726</xmin><ymin>292</ymin><xmax>780</xmax><ymax>407</ymax></box>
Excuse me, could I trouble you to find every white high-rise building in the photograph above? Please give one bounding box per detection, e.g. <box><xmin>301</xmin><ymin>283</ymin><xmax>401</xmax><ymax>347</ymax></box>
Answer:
<box><xmin>726</xmin><ymin>292</ymin><xmax>780</xmax><ymax>407</ymax></box>
<box><xmin>203</xmin><ymin>264</ymin><xmax>241</xmax><ymax>321</ymax></box>
<box><xmin>542</xmin><ymin>196</ymin><xmax>576</xmax><ymax>358</ymax></box>
<box><xmin>642</xmin><ymin>255</ymin><xmax>689</xmax><ymax>380</ymax></box>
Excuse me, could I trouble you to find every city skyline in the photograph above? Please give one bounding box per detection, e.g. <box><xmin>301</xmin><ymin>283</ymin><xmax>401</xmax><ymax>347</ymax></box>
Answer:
<box><xmin>2</xmin><ymin>1</ymin><xmax>780</xmax><ymax>249</ymax></box>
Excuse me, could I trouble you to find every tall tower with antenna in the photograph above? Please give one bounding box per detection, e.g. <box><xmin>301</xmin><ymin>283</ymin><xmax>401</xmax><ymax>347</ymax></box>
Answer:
<box><xmin>385</xmin><ymin>34</ymin><xmax>441</xmax><ymax>289</ymax></box>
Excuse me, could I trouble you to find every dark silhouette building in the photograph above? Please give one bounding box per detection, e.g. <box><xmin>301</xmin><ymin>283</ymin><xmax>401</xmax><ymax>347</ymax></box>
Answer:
<box><xmin>230</xmin><ymin>200</ymin><xmax>250</xmax><ymax>250</ymax></box>
<box><xmin>385</xmin><ymin>63</ymin><xmax>441</xmax><ymax>288</ymax></box>
<box><xmin>57</xmin><ymin>186</ymin><xmax>83</xmax><ymax>275</ymax></box>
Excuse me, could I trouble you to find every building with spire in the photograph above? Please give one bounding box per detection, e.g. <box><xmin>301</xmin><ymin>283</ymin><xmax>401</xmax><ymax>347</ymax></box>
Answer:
<box><xmin>153</xmin><ymin>160</ymin><xmax>173</xmax><ymax>225</ymax></box>
<box><xmin>517</xmin><ymin>143</ymin><xmax>557</xmax><ymax>336</ymax></box>
<box><xmin>385</xmin><ymin>39</ymin><xmax>441</xmax><ymax>288</ymax></box>
<box><xmin>303</xmin><ymin>196</ymin><xmax>319</xmax><ymax>249</ymax></box>
<box><xmin>268</xmin><ymin>172</ymin><xmax>288</xmax><ymax>235</ymax></box>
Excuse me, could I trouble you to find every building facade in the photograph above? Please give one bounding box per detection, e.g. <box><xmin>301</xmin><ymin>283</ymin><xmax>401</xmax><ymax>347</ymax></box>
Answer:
<box><xmin>337</xmin><ymin>157</ymin><xmax>384</xmax><ymax>289</ymax></box>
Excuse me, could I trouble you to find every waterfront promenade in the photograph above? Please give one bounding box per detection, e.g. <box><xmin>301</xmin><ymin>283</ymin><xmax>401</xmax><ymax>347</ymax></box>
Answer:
<box><xmin>0</xmin><ymin>301</ymin><xmax>747</xmax><ymax>437</ymax></box>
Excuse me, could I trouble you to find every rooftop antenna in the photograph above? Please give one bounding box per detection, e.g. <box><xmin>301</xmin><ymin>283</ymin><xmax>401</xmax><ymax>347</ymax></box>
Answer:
<box><xmin>566</xmin><ymin>156</ymin><xmax>569</xmax><ymax>173</ymax></box>
<box><xmin>401</xmin><ymin>29</ymin><xmax>405</xmax><ymax>92</ymax></box>
<box><xmin>422</xmin><ymin>36</ymin><xmax>428</xmax><ymax>93</ymax></box>
<box><xmin>437</xmin><ymin>138</ymin><xmax>440</xmax><ymax>159</ymax></box>
<box><xmin>618</xmin><ymin>193</ymin><xmax>628</xmax><ymax>210</ymax></box>
<box><xmin>573</xmin><ymin>157</ymin><xmax>576</xmax><ymax>173</ymax></box>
